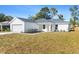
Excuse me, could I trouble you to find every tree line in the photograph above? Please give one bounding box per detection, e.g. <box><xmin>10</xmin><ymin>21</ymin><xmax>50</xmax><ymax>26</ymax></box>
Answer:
<box><xmin>0</xmin><ymin>13</ymin><xmax>13</xmax><ymax>22</ymax></box>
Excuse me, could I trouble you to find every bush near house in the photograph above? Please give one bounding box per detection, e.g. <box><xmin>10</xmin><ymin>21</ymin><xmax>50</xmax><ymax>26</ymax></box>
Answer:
<box><xmin>3</xmin><ymin>26</ymin><xmax>10</xmax><ymax>31</ymax></box>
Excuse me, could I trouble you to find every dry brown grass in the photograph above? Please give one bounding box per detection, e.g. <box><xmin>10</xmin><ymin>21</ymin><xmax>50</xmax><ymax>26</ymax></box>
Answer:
<box><xmin>0</xmin><ymin>32</ymin><xmax>79</xmax><ymax>54</ymax></box>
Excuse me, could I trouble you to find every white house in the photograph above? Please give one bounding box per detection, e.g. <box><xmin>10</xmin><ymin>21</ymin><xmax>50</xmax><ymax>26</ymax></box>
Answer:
<box><xmin>10</xmin><ymin>17</ymin><xmax>70</xmax><ymax>33</ymax></box>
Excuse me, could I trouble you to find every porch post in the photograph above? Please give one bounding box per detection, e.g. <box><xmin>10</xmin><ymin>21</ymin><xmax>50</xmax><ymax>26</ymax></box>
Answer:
<box><xmin>1</xmin><ymin>24</ymin><xmax>3</xmax><ymax>31</ymax></box>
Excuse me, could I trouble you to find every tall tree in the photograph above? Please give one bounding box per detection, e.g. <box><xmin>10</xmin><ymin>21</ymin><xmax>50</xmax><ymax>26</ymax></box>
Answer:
<box><xmin>4</xmin><ymin>16</ymin><xmax>13</xmax><ymax>21</ymax></box>
<box><xmin>0</xmin><ymin>13</ymin><xmax>13</xmax><ymax>22</ymax></box>
<box><xmin>58</xmin><ymin>14</ymin><xmax>64</xmax><ymax>20</ymax></box>
<box><xmin>31</xmin><ymin>7</ymin><xmax>64</xmax><ymax>20</ymax></box>
<box><xmin>50</xmin><ymin>8</ymin><xmax>58</xmax><ymax>19</ymax></box>
<box><xmin>40</xmin><ymin>7</ymin><xmax>50</xmax><ymax>18</ymax></box>
<box><xmin>69</xmin><ymin>5</ymin><xmax>79</xmax><ymax>29</ymax></box>
<box><xmin>35</xmin><ymin>7</ymin><xmax>50</xmax><ymax>19</ymax></box>
<box><xmin>0</xmin><ymin>13</ymin><xmax>5</xmax><ymax>22</ymax></box>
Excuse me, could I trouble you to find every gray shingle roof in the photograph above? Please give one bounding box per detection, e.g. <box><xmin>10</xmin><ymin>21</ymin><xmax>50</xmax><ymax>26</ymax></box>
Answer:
<box><xmin>18</xmin><ymin>17</ymin><xmax>69</xmax><ymax>24</ymax></box>
<box><xmin>35</xmin><ymin>18</ymin><xmax>69</xmax><ymax>24</ymax></box>
<box><xmin>18</xmin><ymin>17</ymin><xmax>34</xmax><ymax>22</ymax></box>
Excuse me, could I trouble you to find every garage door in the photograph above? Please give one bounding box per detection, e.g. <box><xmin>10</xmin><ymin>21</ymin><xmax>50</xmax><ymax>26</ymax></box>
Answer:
<box><xmin>12</xmin><ymin>24</ymin><xmax>23</xmax><ymax>33</ymax></box>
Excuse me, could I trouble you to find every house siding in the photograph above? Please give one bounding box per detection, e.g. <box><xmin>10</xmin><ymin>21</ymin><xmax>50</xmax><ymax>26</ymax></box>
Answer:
<box><xmin>24</xmin><ymin>22</ymin><xmax>39</xmax><ymax>32</ymax></box>
<box><xmin>10</xmin><ymin>17</ymin><xmax>70</xmax><ymax>33</ymax></box>
<box><xmin>37</xmin><ymin>22</ymin><xmax>55</xmax><ymax>32</ymax></box>
<box><xmin>58</xmin><ymin>24</ymin><xmax>69</xmax><ymax>32</ymax></box>
<box><xmin>10</xmin><ymin>18</ymin><xmax>25</xmax><ymax>33</ymax></box>
<box><xmin>51</xmin><ymin>23</ymin><xmax>55</xmax><ymax>32</ymax></box>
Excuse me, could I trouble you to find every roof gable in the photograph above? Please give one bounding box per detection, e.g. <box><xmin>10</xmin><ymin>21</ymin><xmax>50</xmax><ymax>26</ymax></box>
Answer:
<box><xmin>10</xmin><ymin>17</ymin><xmax>33</xmax><ymax>23</ymax></box>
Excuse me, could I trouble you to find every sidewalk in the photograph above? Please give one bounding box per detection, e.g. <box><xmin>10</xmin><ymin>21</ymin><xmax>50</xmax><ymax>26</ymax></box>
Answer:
<box><xmin>0</xmin><ymin>32</ymin><xmax>14</xmax><ymax>35</ymax></box>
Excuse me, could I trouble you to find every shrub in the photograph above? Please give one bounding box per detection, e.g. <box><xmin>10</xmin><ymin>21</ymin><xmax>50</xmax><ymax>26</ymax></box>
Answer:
<box><xmin>3</xmin><ymin>26</ymin><xmax>10</xmax><ymax>32</ymax></box>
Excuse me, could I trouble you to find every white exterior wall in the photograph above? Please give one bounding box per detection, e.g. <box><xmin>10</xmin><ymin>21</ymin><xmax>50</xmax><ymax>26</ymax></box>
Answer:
<box><xmin>41</xmin><ymin>23</ymin><xmax>48</xmax><ymax>32</ymax></box>
<box><xmin>10</xmin><ymin>18</ymin><xmax>25</xmax><ymax>33</ymax></box>
<box><xmin>24</xmin><ymin>22</ymin><xmax>39</xmax><ymax>32</ymax></box>
<box><xmin>37</xmin><ymin>22</ymin><xmax>50</xmax><ymax>32</ymax></box>
<box><xmin>51</xmin><ymin>23</ymin><xmax>55</xmax><ymax>32</ymax></box>
<box><xmin>42</xmin><ymin>24</ymin><xmax>48</xmax><ymax>32</ymax></box>
<box><xmin>47</xmin><ymin>23</ymin><xmax>55</xmax><ymax>32</ymax></box>
<box><xmin>58</xmin><ymin>24</ymin><xmax>69</xmax><ymax>32</ymax></box>
<box><xmin>10</xmin><ymin>18</ymin><xmax>69</xmax><ymax>32</ymax></box>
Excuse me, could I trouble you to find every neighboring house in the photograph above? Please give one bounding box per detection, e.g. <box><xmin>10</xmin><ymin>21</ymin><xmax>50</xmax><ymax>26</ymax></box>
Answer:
<box><xmin>10</xmin><ymin>17</ymin><xmax>70</xmax><ymax>33</ymax></box>
<box><xmin>0</xmin><ymin>21</ymin><xmax>10</xmax><ymax>31</ymax></box>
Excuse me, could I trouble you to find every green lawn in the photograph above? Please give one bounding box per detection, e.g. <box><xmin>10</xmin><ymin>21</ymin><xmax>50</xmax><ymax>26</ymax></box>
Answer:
<box><xmin>0</xmin><ymin>32</ymin><xmax>79</xmax><ymax>54</ymax></box>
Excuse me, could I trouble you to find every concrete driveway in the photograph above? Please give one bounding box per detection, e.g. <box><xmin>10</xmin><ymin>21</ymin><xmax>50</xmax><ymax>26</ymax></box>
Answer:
<box><xmin>0</xmin><ymin>32</ymin><xmax>14</xmax><ymax>35</ymax></box>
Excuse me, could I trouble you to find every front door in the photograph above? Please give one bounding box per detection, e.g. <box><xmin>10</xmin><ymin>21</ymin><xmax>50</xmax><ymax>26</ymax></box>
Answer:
<box><xmin>49</xmin><ymin>24</ymin><xmax>52</xmax><ymax>32</ymax></box>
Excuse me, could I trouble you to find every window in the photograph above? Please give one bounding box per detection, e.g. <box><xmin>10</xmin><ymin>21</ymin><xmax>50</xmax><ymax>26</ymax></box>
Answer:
<box><xmin>43</xmin><ymin>25</ymin><xmax>45</xmax><ymax>29</ymax></box>
<box><xmin>55</xmin><ymin>25</ymin><xmax>58</xmax><ymax>30</ymax></box>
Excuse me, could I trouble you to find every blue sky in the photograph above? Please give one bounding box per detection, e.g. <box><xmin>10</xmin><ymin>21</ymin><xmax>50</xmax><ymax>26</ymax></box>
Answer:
<box><xmin>0</xmin><ymin>5</ymin><xmax>78</xmax><ymax>21</ymax></box>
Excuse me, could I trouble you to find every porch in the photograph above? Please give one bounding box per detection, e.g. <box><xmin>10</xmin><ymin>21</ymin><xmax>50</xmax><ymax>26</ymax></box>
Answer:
<box><xmin>0</xmin><ymin>21</ymin><xmax>10</xmax><ymax>31</ymax></box>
